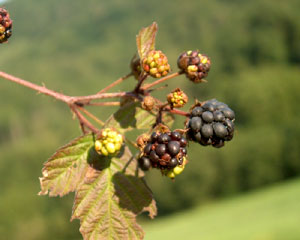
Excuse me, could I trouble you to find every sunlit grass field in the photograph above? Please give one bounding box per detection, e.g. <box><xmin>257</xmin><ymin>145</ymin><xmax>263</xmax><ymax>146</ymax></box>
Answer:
<box><xmin>143</xmin><ymin>178</ymin><xmax>300</xmax><ymax>240</ymax></box>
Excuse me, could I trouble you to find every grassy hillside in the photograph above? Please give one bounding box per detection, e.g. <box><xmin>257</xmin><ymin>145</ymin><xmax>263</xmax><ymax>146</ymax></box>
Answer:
<box><xmin>143</xmin><ymin>178</ymin><xmax>300</xmax><ymax>240</ymax></box>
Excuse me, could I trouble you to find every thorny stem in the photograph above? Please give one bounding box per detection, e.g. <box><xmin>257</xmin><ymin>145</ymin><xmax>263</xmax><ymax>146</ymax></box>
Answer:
<box><xmin>70</xmin><ymin>106</ymin><xmax>99</xmax><ymax>134</ymax></box>
<box><xmin>133</xmin><ymin>73</ymin><xmax>148</xmax><ymax>93</ymax></box>
<box><xmin>1</xmin><ymin>69</ymin><xmax>187</xmax><ymax>134</ymax></box>
<box><xmin>0</xmin><ymin>71</ymin><xmax>131</xmax><ymax>104</ymax></box>
<box><xmin>86</xmin><ymin>102</ymin><xmax>121</xmax><ymax>106</ymax></box>
<box><xmin>166</xmin><ymin>107</ymin><xmax>189</xmax><ymax>117</ymax></box>
<box><xmin>0</xmin><ymin>71</ymin><xmax>71</xmax><ymax>103</ymax></box>
<box><xmin>77</xmin><ymin>106</ymin><xmax>105</xmax><ymax>126</ymax></box>
<box><xmin>142</xmin><ymin>71</ymin><xmax>182</xmax><ymax>90</ymax></box>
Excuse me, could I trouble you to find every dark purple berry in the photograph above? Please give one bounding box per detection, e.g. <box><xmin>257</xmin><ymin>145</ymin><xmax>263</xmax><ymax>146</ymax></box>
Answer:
<box><xmin>217</xmin><ymin>103</ymin><xmax>228</xmax><ymax>109</ymax></box>
<box><xmin>158</xmin><ymin>133</ymin><xmax>171</xmax><ymax>143</ymax></box>
<box><xmin>189</xmin><ymin>117</ymin><xmax>202</xmax><ymax>131</ymax></box>
<box><xmin>156</xmin><ymin>144</ymin><xmax>166</xmax><ymax>156</ymax></box>
<box><xmin>181</xmin><ymin>147</ymin><xmax>187</xmax><ymax>155</ymax></box>
<box><xmin>138</xmin><ymin>157</ymin><xmax>151</xmax><ymax>171</ymax></box>
<box><xmin>225</xmin><ymin>132</ymin><xmax>234</xmax><ymax>141</ymax></box>
<box><xmin>191</xmin><ymin>107</ymin><xmax>203</xmax><ymax>117</ymax></box>
<box><xmin>167</xmin><ymin>141</ymin><xmax>180</xmax><ymax>156</ymax></box>
<box><xmin>213</xmin><ymin>123</ymin><xmax>228</xmax><ymax>138</ymax></box>
<box><xmin>179</xmin><ymin>137</ymin><xmax>187</xmax><ymax>147</ymax></box>
<box><xmin>168</xmin><ymin>158</ymin><xmax>178</xmax><ymax>168</ymax></box>
<box><xmin>149</xmin><ymin>150</ymin><xmax>159</xmax><ymax>162</ymax></box>
<box><xmin>151</xmin><ymin>132</ymin><xmax>158</xmax><ymax>142</ymax></box>
<box><xmin>171</xmin><ymin>131</ymin><xmax>181</xmax><ymax>140</ymax></box>
<box><xmin>202</xmin><ymin>111</ymin><xmax>214</xmax><ymax>123</ymax></box>
<box><xmin>224</xmin><ymin>119</ymin><xmax>234</xmax><ymax>133</ymax></box>
<box><xmin>201</xmin><ymin>124</ymin><xmax>213</xmax><ymax>138</ymax></box>
<box><xmin>222</xmin><ymin>108</ymin><xmax>235</xmax><ymax>120</ymax></box>
<box><xmin>209</xmin><ymin>99</ymin><xmax>219</xmax><ymax>106</ymax></box>
<box><xmin>199</xmin><ymin>137</ymin><xmax>212</xmax><ymax>146</ymax></box>
<box><xmin>195</xmin><ymin>132</ymin><xmax>202</xmax><ymax>142</ymax></box>
<box><xmin>144</xmin><ymin>143</ymin><xmax>152</xmax><ymax>155</ymax></box>
<box><xmin>213</xmin><ymin>111</ymin><xmax>225</xmax><ymax>122</ymax></box>
<box><xmin>202</xmin><ymin>103</ymin><xmax>215</xmax><ymax>112</ymax></box>
<box><xmin>213</xmin><ymin>140</ymin><xmax>224</xmax><ymax>148</ymax></box>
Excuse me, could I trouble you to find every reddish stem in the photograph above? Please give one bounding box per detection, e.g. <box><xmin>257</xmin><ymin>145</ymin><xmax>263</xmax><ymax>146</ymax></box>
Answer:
<box><xmin>97</xmin><ymin>73</ymin><xmax>132</xmax><ymax>94</ymax></box>
<box><xmin>71</xmin><ymin>106</ymin><xmax>99</xmax><ymax>134</ymax></box>
<box><xmin>142</xmin><ymin>71</ymin><xmax>182</xmax><ymax>90</ymax></box>
<box><xmin>0</xmin><ymin>71</ymin><xmax>71</xmax><ymax>103</ymax></box>
<box><xmin>86</xmin><ymin>102</ymin><xmax>121</xmax><ymax>106</ymax></box>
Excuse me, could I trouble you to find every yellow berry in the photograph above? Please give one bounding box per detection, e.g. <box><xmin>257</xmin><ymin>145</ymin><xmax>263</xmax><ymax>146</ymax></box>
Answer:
<box><xmin>150</xmin><ymin>68</ymin><xmax>158</xmax><ymax>75</ymax></box>
<box><xmin>187</xmin><ymin>65</ymin><xmax>198</xmax><ymax>72</ymax></box>
<box><xmin>173</xmin><ymin>165</ymin><xmax>184</xmax><ymax>175</ymax></box>
<box><xmin>95</xmin><ymin>140</ymin><xmax>102</xmax><ymax>152</ymax></box>
<box><xmin>147</xmin><ymin>57</ymin><xmax>153</xmax><ymax>64</ymax></box>
<box><xmin>106</xmin><ymin>143</ymin><xmax>116</xmax><ymax>154</ymax></box>
<box><xmin>101</xmin><ymin>147</ymin><xmax>109</xmax><ymax>156</ymax></box>
<box><xmin>201</xmin><ymin>57</ymin><xmax>208</xmax><ymax>64</ymax></box>
<box><xmin>108</xmin><ymin>131</ymin><xmax>117</xmax><ymax>138</ymax></box>
<box><xmin>158</xmin><ymin>65</ymin><xmax>165</xmax><ymax>72</ymax></box>
<box><xmin>167</xmin><ymin>171</ymin><xmax>176</xmax><ymax>179</ymax></box>
<box><xmin>187</xmin><ymin>50</ymin><xmax>192</xmax><ymax>55</ymax></box>
<box><xmin>0</xmin><ymin>25</ymin><xmax>5</xmax><ymax>34</ymax></box>
<box><xmin>153</xmin><ymin>53</ymin><xmax>160</xmax><ymax>59</ymax></box>
<box><xmin>116</xmin><ymin>135</ymin><xmax>122</xmax><ymax>143</ymax></box>
<box><xmin>150</xmin><ymin>61</ymin><xmax>157</xmax><ymax>68</ymax></box>
<box><xmin>115</xmin><ymin>143</ymin><xmax>122</xmax><ymax>151</ymax></box>
<box><xmin>102</xmin><ymin>130</ymin><xmax>108</xmax><ymax>137</ymax></box>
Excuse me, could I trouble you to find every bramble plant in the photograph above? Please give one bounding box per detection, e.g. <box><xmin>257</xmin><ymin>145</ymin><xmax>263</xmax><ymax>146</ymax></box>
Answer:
<box><xmin>0</xmin><ymin>8</ymin><xmax>236</xmax><ymax>240</ymax></box>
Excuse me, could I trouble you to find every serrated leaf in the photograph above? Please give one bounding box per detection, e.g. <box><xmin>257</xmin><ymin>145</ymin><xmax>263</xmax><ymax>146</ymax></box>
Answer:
<box><xmin>136</xmin><ymin>22</ymin><xmax>158</xmax><ymax>60</ymax></box>
<box><xmin>105</xmin><ymin>101</ymin><xmax>174</xmax><ymax>133</ymax></box>
<box><xmin>39</xmin><ymin>134</ymin><xmax>94</xmax><ymax>197</ymax></box>
<box><xmin>71</xmin><ymin>146</ymin><xmax>156</xmax><ymax>240</ymax></box>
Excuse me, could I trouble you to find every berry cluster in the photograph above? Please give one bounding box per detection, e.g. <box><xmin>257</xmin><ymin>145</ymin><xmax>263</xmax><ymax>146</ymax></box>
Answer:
<box><xmin>0</xmin><ymin>8</ymin><xmax>12</xmax><ymax>43</ymax></box>
<box><xmin>138</xmin><ymin>131</ymin><xmax>187</xmax><ymax>173</ymax></box>
<box><xmin>177</xmin><ymin>50</ymin><xmax>211</xmax><ymax>83</ymax></box>
<box><xmin>94</xmin><ymin>128</ymin><xmax>123</xmax><ymax>156</ymax></box>
<box><xmin>167</xmin><ymin>88</ymin><xmax>188</xmax><ymax>108</ymax></box>
<box><xmin>142</xmin><ymin>50</ymin><xmax>170</xmax><ymax>78</ymax></box>
<box><xmin>187</xmin><ymin>99</ymin><xmax>235</xmax><ymax>148</ymax></box>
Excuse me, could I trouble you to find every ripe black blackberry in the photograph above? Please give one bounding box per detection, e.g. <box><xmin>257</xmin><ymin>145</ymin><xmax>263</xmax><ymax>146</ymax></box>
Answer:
<box><xmin>0</xmin><ymin>8</ymin><xmax>12</xmax><ymax>43</ymax></box>
<box><xmin>138</xmin><ymin>130</ymin><xmax>187</xmax><ymax>171</ymax></box>
<box><xmin>177</xmin><ymin>50</ymin><xmax>211</xmax><ymax>83</ymax></box>
<box><xmin>187</xmin><ymin>99</ymin><xmax>235</xmax><ymax>148</ymax></box>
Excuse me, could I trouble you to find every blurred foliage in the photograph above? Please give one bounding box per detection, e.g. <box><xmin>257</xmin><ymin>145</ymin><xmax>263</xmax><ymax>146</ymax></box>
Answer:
<box><xmin>0</xmin><ymin>0</ymin><xmax>299</xmax><ymax>239</ymax></box>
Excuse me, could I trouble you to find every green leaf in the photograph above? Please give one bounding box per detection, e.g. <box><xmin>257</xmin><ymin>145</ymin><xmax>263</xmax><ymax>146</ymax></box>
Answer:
<box><xmin>39</xmin><ymin>134</ymin><xmax>157</xmax><ymax>239</ymax></box>
<box><xmin>136</xmin><ymin>22</ymin><xmax>158</xmax><ymax>60</ymax></box>
<box><xmin>71</xmin><ymin>146</ymin><xmax>156</xmax><ymax>240</ymax></box>
<box><xmin>39</xmin><ymin>134</ymin><xmax>94</xmax><ymax>197</ymax></box>
<box><xmin>105</xmin><ymin>101</ymin><xmax>174</xmax><ymax>133</ymax></box>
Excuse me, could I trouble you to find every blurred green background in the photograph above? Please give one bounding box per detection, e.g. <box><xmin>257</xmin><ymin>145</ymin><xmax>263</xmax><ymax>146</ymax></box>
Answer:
<box><xmin>0</xmin><ymin>0</ymin><xmax>299</xmax><ymax>239</ymax></box>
